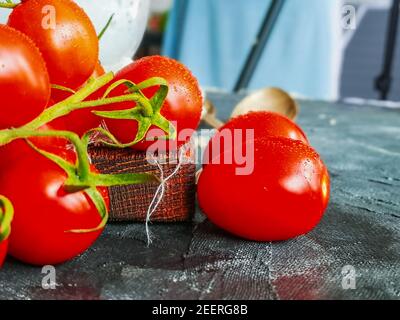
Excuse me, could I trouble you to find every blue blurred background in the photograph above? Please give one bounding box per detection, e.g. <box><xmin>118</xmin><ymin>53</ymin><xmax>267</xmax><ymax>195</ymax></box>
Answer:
<box><xmin>163</xmin><ymin>0</ymin><xmax>342</xmax><ymax>100</ymax></box>
<box><xmin>2</xmin><ymin>0</ymin><xmax>398</xmax><ymax>101</ymax></box>
<box><xmin>143</xmin><ymin>0</ymin><xmax>400</xmax><ymax>101</ymax></box>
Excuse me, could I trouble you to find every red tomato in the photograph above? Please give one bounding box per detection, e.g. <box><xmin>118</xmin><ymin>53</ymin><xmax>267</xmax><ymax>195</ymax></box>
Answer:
<box><xmin>0</xmin><ymin>140</ymin><xmax>109</xmax><ymax>266</ymax></box>
<box><xmin>0</xmin><ymin>238</ymin><xmax>8</xmax><ymax>267</ymax></box>
<box><xmin>0</xmin><ymin>124</ymin><xmax>71</xmax><ymax>171</ymax></box>
<box><xmin>0</xmin><ymin>25</ymin><xmax>50</xmax><ymax>129</ymax></box>
<box><xmin>49</xmin><ymin>61</ymin><xmax>106</xmax><ymax>136</ymax></box>
<box><xmin>197</xmin><ymin>137</ymin><xmax>330</xmax><ymax>242</ymax></box>
<box><xmin>221</xmin><ymin>111</ymin><xmax>308</xmax><ymax>143</ymax></box>
<box><xmin>51</xmin><ymin>61</ymin><xmax>105</xmax><ymax>103</ymax></box>
<box><xmin>98</xmin><ymin>55</ymin><xmax>203</xmax><ymax>151</ymax></box>
<box><xmin>204</xmin><ymin>111</ymin><xmax>309</xmax><ymax>164</ymax></box>
<box><xmin>8</xmin><ymin>0</ymin><xmax>99</xmax><ymax>88</ymax></box>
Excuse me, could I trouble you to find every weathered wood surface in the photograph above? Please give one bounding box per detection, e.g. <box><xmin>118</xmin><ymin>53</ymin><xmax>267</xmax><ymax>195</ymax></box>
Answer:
<box><xmin>0</xmin><ymin>93</ymin><xmax>399</xmax><ymax>300</ymax></box>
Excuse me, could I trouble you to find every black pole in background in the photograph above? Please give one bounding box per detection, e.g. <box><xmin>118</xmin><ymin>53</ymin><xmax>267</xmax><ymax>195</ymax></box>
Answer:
<box><xmin>234</xmin><ymin>0</ymin><xmax>286</xmax><ymax>93</ymax></box>
<box><xmin>375</xmin><ymin>0</ymin><xmax>400</xmax><ymax>100</ymax></box>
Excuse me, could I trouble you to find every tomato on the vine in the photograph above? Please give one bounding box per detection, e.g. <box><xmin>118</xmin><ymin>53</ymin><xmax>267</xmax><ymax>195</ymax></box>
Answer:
<box><xmin>198</xmin><ymin>137</ymin><xmax>330</xmax><ymax>242</ymax></box>
<box><xmin>0</xmin><ymin>25</ymin><xmax>50</xmax><ymax>129</ymax></box>
<box><xmin>8</xmin><ymin>0</ymin><xmax>99</xmax><ymax>88</ymax></box>
<box><xmin>98</xmin><ymin>55</ymin><xmax>203</xmax><ymax>151</ymax></box>
<box><xmin>0</xmin><ymin>140</ymin><xmax>109</xmax><ymax>266</ymax></box>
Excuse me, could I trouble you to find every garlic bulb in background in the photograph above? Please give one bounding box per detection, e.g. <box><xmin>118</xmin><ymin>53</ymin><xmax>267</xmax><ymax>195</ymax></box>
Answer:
<box><xmin>0</xmin><ymin>0</ymin><xmax>151</xmax><ymax>72</ymax></box>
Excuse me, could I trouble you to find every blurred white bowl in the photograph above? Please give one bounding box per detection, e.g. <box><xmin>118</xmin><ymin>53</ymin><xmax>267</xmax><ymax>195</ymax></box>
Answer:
<box><xmin>0</xmin><ymin>0</ymin><xmax>150</xmax><ymax>72</ymax></box>
<box><xmin>0</xmin><ymin>9</ymin><xmax>9</xmax><ymax>23</ymax></box>
<box><xmin>76</xmin><ymin>0</ymin><xmax>150</xmax><ymax>72</ymax></box>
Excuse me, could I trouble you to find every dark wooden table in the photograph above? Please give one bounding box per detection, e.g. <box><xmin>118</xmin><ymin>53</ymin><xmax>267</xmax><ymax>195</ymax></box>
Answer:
<box><xmin>1</xmin><ymin>93</ymin><xmax>399</xmax><ymax>300</ymax></box>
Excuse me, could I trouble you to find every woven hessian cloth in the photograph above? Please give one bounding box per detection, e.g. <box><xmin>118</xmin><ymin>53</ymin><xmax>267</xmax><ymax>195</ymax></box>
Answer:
<box><xmin>89</xmin><ymin>146</ymin><xmax>196</xmax><ymax>222</ymax></box>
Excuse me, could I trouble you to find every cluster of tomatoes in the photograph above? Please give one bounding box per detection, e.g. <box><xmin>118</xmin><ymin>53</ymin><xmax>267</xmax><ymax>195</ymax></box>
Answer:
<box><xmin>0</xmin><ymin>0</ymin><xmax>329</xmax><ymax>269</ymax></box>
<box><xmin>0</xmin><ymin>0</ymin><xmax>203</xmax><ymax>267</ymax></box>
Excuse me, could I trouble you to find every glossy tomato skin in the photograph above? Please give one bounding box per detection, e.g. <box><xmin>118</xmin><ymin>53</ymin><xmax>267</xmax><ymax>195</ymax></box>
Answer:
<box><xmin>48</xmin><ymin>62</ymin><xmax>106</xmax><ymax>136</ymax></box>
<box><xmin>98</xmin><ymin>55</ymin><xmax>203</xmax><ymax>151</ymax></box>
<box><xmin>0</xmin><ymin>25</ymin><xmax>50</xmax><ymax>129</ymax></box>
<box><xmin>0</xmin><ymin>238</ymin><xmax>8</xmax><ymax>267</ymax></box>
<box><xmin>8</xmin><ymin>0</ymin><xmax>99</xmax><ymax>88</ymax></box>
<box><xmin>221</xmin><ymin>111</ymin><xmax>308</xmax><ymax>143</ymax></box>
<box><xmin>197</xmin><ymin>137</ymin><xmax>330</xmax><ymax>242</ymax></box>
<box><xmin>0</xmin><ymin>141</ymin><xmax>109</xmax><ymax>266</ymax></box>
<box><xmin>50</xmin><ymin>61</ymin><xmax>105</xmax><ymax>103</ymax></box>
<box><xmin>204</xmin><ymin>111</ymin><xmax>309</xmax><ymax>165</ymax></box>
<box><xmin>0</xmin><ymin>125</ymin><xmax>71</xmax><ymax>171</ymax></box>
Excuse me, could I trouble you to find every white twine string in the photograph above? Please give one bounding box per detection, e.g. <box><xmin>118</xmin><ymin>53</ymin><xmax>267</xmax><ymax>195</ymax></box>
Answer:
<box><xmin>145</xmin><ymin>146</ymin><xmax>187</xmax><ymax>245</ymax></box>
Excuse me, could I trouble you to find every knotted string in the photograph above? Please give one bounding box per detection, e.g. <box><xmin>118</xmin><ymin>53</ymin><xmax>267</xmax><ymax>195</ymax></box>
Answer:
<box><xmin>145</xmin><ymin>145</ymin><xmax>188</xmax><ymax>245</ymax></box>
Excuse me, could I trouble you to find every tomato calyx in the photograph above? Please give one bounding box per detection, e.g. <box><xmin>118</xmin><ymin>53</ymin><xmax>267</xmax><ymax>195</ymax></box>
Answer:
<box><xmin>0</xmin><ymin>196</ymin><xmax>14</xmax><ymax>242</ymax></box>
<box><xmin>93</xmin><ymin>76</ymin><xmax>177</xmax><ymax>145</ymax></box>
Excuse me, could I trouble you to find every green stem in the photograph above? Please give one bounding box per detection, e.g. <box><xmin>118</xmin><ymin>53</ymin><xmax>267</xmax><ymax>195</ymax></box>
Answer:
<box><xmin>21</xmin><ymin>73</ymin><xmax>152</xmax><ymax>130</ymax></box>
<box><xmin>83</xmin><ymin>94</ymin><xmax>153</xmax><ymax>115</ymax></box>
<box><xmin>0</xmin><ymin>71</ymin><xmax>171</xmax><ymax>155</ymax></box>
<box><xmin>5</xmin><ymin>129</ymin><xmax>91</xmax><ymax>182</ymax></box>
<box><xmin>0</xmin><ymin>72</ymin><xmax>146</xmax><ymax>144</ymax></box>
<box><xmin>51</xmin><ymin>84</ymin><xmax>76</xmax><ymax>94</ymax></box>
<box><xmin>0</xmin><ymin>71</ymin><xmax>169</xmax><ymax>148</ymax></box>
<box><xmin>0</xmin><ymin>1</ymin><xmax>18</xmax><ymax>9</ymax></box>
<box><xmin>23</xmin><ymin>94</ymin><xmax>150</xmax><ymax>132</ymax></box>
<box><xmin>0</xmin><ymin>195</ymin><xmax>14</xmax><ymax>242</ymax></box>
<box><xmin>24</xmin><ymin>72</ymin><xmax>115</xmax><ymax>130</ymax></box>
<box><xmin>98</xmin><ymin>13</ymin><xmax>114</xmax><ymax>40</ymax></box>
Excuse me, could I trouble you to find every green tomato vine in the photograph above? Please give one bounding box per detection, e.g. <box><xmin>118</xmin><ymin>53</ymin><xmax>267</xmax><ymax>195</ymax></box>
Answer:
<box><xmin>0</xmin><ymin>72</ymin><xmax>175</xmax><ymax>234</ymax></box>
<box><xmin>0</xmin><ymin>196</ymin><xmax>13</xmax><ymax>242</ymax></box>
